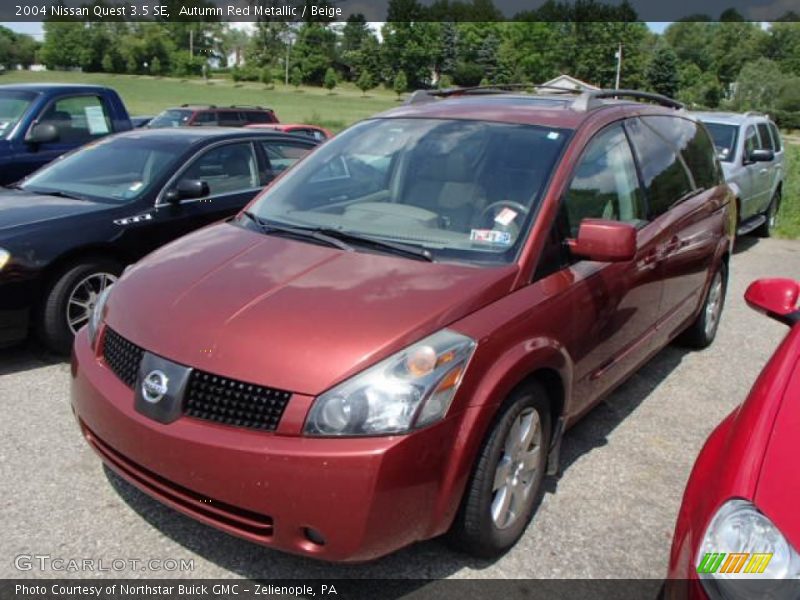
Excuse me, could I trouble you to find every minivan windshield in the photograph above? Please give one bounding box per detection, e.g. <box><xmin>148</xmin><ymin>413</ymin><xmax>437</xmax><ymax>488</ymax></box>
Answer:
<box><xmin>0</xmin><ymin>90</ymin><xmax>37</xmax><ymax>139</ymax></box>
<box><xmin>21</xmin><ymin>135</ymin><xmax>182</xmax><ymax>203</ymax></box>
<box><xmin>702</xmin><ymin>122</ymin><xmax>738</xmax><ymax>162</ymax></box>
<box><xmin>246</xmin><ymin>118</ymin><xmax>569</xmax><ymax>264</ymax></box>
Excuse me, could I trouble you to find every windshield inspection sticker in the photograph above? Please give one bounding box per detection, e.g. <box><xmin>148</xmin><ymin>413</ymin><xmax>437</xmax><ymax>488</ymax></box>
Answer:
<box><xmin>471</xmin><ymin>229</ymin><xmax>512</xmax><ymax>246</ymax></box>
<box><xmin>494</xmin><ymin>207</ymin><xmax>518</xmax><ymax>227</ymax></box>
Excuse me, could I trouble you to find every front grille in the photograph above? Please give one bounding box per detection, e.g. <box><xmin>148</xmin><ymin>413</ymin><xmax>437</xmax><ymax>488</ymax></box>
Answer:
<box><xmin>184</xmin><ymin>371</ymin><xmax>291</xmax><ymax>431</ymax></box>
<box><xmin>102</xmin><ymin>328</ymin><xmax>144</xmax><ymax>388</ymax></box>
<box><xmin>82</xmin><ymin>422</ymin><xmax>274</xmax><ymax>538</ymax></box>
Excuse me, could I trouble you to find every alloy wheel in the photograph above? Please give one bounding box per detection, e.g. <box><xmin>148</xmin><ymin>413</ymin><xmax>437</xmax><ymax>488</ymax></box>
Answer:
<box><xmin>704</xmin><ymin>271</ymin><xmax>724</xmax><ymax>339</ymax></box>
<box><xmin>66</xmin><ymin>272</ymin><xmax>117</xmax><ymax>335</ymax></box>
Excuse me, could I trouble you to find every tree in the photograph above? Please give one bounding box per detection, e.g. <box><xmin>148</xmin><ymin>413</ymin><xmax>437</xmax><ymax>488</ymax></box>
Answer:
<box><xmin>150</xmin><ymin>56</ymin><xmax>162</xmax><ymax>75</ymax></box>
<box><xmin>260</xmin><ymin>67</ymin><xmax>274</xmax><ymax>86</ymax></box>
<box><xmin>324</xmin><ymin>67</ymin><xmax>337</xmax><ymax>92</ymax></box>
<box><xmin>291</xmin><ymin>23</ymin><xmax>337</xmax><ymax>85</ymax></box>
<box><xmin>439</xmin><ymin>22</ymin><xmax>458</xmax><ymax>79</ymax></box>
<box><xmin>476</xmin><ymin>32</ymin><xmax>499</xmax><ymax>83</ymax></box>
<box><xmin>646</xmin><ymin>44</ymin><xmax>679</xmax><ymax>98</ymax></box>
<box><xmin>730</xmin><ymin>58</ymin><xmax>784</xmax><ymax>111</ymax></box>
<box><xmin>393</xmin><ymin>70</ymin><xmax>408</xmax><ymax>98</ymax></box>
<box><xmin>356</xmin><ymin>70</ymin><xmax>373</xmax><ymax>95</ymax></box>
<box><xmin>664</xmin><ymin>20</ymin><xmax>715</xmax><ymax>73</ymax></box>
<box><xmin>290</xmin><ymin>66</ymin><xmax>303</xmax><ymax>89</ymax></box>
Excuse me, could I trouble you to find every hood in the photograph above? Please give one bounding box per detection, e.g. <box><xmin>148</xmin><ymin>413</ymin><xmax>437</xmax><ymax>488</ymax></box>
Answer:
<box><xmin>753</xmin><ymin>328</ymin><xmax>800</xmax><ymax>551</ymax></box>
<box><xmin>0</xmin><ymin>188</ymin><xmax>110</xmax><ymax>233</ymax></box>
<box><xmin>107</xmin><ymin>223</ymin><xmax>517</xmax><ymax>395</ymax></box>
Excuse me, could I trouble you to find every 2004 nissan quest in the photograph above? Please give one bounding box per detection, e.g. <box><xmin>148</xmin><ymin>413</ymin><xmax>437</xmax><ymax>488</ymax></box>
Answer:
<box><xmin>71</xmin><ymin>87</ymin><xmax>735</xmax><ymax>562</ymax></box>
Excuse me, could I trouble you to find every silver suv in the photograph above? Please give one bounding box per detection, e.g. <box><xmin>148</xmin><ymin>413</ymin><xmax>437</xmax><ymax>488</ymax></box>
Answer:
<box><xmin>693</xmin><ymin>111</ymin><xmax>784</xmax><ymax>237</ymax></box>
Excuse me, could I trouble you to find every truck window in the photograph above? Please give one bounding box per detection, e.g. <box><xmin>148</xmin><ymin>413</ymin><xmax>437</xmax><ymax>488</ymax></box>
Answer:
<box><xmin>39</xmin><ymin>95</ymin><xmax>112</xmax><ymax>144</ymax></box>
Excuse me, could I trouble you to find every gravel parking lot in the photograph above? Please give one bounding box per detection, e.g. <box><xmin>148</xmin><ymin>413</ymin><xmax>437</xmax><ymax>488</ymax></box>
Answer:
<box><xmin>1</xmin><ymin>237</ymin><xmax>798</xmax><ymax>581</ymax></box>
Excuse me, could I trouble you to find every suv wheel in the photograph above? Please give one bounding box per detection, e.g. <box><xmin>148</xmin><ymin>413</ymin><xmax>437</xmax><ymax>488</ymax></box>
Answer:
<box><xmin>677</xmin><ymin>263</ymin><xmax>727</xmax><ymax>349</ymax></box>
<box><xmin>447</xmin><ymin>382</ymin><xmax>551</xmax><ymax>558</ymax></box>
<box><xmin>39</xmin><ymin>259</ymin><xmax>120</xmax><ymax>354</ymax></box>
<box><xmin>756</xmin><ymin>190</ymin><xmax>780</xmax><ymax>238</ymax></box>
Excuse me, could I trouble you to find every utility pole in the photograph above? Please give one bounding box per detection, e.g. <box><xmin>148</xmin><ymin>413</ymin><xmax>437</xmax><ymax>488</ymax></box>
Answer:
<box><xmin>614</xmin><ymin>43</ymin><xmax>623</xmax><ymax>89</ymax></box>
<box><xmin>189</xmin><ymin>28</ymin><xmax>194</xmax><ymax>58</ymax></box>
<box><xmin>285</xmin><ymin>38</ymin><xmax>291</xmax><ymax>86</ymax></box>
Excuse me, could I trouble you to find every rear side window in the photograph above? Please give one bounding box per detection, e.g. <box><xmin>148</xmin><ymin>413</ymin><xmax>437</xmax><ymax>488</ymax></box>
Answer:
<box><xmin>195</xmin><ymin>111</ymin><xmax>217</xmax><ymax>125</ymax></box>
<box><xmin>562</xmin><ymin>123</ymin><xmax>646</xmax><ymax>236</ymax></box>
<box><xmin>39</xmin><ymin>95</ymin><xmax>112</xmax><ymax>143</ymax></box>
<box><xmin>757</xmin><ymin>123</ymin><xmax>774</xmax><ymax>151</ymax></box>
<box><xmin>245</xmin><ymin>111</ymin><xmax>272</xmax><ymax>124</ymax></box>
<box><xmin>217</xmin><ymin>111</ymin><xmax>243</xmax><ymax>127</ymax></box>
<box><xmin>626</xmin><ymin>117</ymin><xmax>694</xmax><ymax>219</ymax></box>
<box><xmin>769</xmin><ymin>122</ymin><xmax>782</xmax><ymax>152</ymax></box>
<box><xmin>642</xmin><ymin>116</ymin><xmax>719</xmax><ymax>191</ymax></box>
<box><xmin>260</xmin><ymin>141</ymin><xmax>312</xmax><ymax>182</ymax></box>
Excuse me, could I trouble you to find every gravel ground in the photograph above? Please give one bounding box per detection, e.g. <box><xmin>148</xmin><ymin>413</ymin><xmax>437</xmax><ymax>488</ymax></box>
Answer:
<box><xmin>1</xmin><ymin>237</ymin><xmax>798</xmax><ymax>581</ymax></box>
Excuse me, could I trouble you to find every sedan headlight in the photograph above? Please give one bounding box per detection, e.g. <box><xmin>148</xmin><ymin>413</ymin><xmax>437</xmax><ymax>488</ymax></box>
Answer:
<box><xmin>0</xmin><ymin>248</ymin><xmax>9</xmax><ymax>271</ymax></box>
<box><xmin>304</xmin><ymin>329</ymin><xmax>476</xmax><ymax>436</ymax></box>
<box><xmin>698</xmin><ymin>499</ymin><xmax>800</xmax><ymax>599</ymax></box>
<box><xmin>87</xmin><ymin>285</ymin><xmax>114</xmax><ymax>349</ymax></box>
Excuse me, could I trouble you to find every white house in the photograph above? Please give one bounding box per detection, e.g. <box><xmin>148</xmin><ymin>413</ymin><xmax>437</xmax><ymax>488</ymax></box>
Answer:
<box><xmin>540</xmin><ymin>74</ymin><xmax>599</xmax><ymax>93</ymax></box>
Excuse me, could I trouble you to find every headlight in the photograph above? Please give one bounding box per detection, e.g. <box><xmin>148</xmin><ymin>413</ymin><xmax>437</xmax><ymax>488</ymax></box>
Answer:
<box><xmin>87</xmin><ymin>285</ymin><xmax>113</xmax><ymax>349</ymax></box>
<box><xmin>0</xmin><ymin>248</ymin><xmax>9</xmax><ymax>270</ymax></box>
<box><xmin>304</xmin><ymin>329</ymin><xmax>476</xmax><ymax>436</ymax></box>
<box><xmin>698</xmin><ymin>499</ymin><xmax>800</xmax><ymax>599</ymax></box>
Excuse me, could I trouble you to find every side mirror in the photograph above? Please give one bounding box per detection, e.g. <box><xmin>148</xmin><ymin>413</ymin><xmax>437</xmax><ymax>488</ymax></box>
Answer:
<box><xmin>164</xmin><ymin>179</ymin><xmax>209</xmax><ymax>203</ymax></box>
<box><xmin>568</xmin><ymin>219</ymin><xmax>637</xmax><ymax>262</ymax></box>
<box><xmin>744</xmin><ymin>278</ymin><xmax>800</xmax><ymax>327</ymax></box>
<box><xmin>747</xmin><ymin>148</ymin><xmax>774</xmax><ymax>163</ymax></box>
<box><xmin>24</xmin><ymin>122</ymin><xmax>59</xmax><ymax>144</ymax></box>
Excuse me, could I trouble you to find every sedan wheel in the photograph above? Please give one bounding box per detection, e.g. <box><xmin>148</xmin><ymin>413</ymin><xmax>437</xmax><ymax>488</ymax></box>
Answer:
<box><xmin>66</xmin><ymin>272</ymin><xmax>117</xmax><ymax>335</ymax></box>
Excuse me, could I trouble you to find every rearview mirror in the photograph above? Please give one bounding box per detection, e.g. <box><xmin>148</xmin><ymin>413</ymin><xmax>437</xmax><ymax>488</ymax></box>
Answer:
<box><xmin>165</xmin><ymin>179</ymin><xmax>209</xmax><ymax>203</ymax></box>
<box><xmin>744</xmin><ymin>278</ymin><xmax>800</xmax><ymax>327</ymax></box>
<box><xmin>747</xmin><ymin>148</ymin><xmax>774</xmax><ymax>163</ymax></box>
<box><xmin>24</xmin><ymin>122</ymin><xmax>59</xmax><ymax>144</ymax></box>
<box><xmin>568</xmin><ymin>219</ymin><xmax>637</xmax><ymax>262</ymax></box>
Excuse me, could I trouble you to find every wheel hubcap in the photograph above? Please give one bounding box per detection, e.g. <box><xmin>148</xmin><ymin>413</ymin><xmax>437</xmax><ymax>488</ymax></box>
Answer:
<box><xmin>66</xmin><ymin>272</ymin><xmax>117</xmax><ymax>335</ymax></box>
<box><xmin>704</xmin><ymin>272</ymin><xmax>723</xmax><ymax>338</ymax></box>
<box><xmin>491</xmin><ymin>407</ymin><xmax>542</xmax><ymax>529</ymax></box>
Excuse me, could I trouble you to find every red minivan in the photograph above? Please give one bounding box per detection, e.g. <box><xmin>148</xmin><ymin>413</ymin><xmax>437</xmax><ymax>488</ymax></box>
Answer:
<box><xmin>71</xmin><ymin>88</ymin><xmax>735</xmax><ymax>562</ymax></box>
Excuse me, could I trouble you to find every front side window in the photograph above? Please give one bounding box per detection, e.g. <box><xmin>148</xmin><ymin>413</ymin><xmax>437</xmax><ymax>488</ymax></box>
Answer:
<box><xmin>744</xmin><ymin>126</ymin><xmax>758</xmax><ymax>161</ymax></box>
<box><xmin>22</xmin><ymin>136</ymin><xmax>182</xmax><ymax>203</ymax></box>
<box><xmin>563</xmin><ymin>124</ymin><xmax>646</xmax><ymax>237</ymax></box>
<box><xmin>626</xmin><ymin>117</ymin><xmax>694</xmax><ymax>219</ymax></box>
<box><xmin>643</xmin><ymin>116</ymin><xmax>719</xmax><ymax>191</ymax></box>
<box><xmin>259</xmin><ymin>141</ymin><xmax>311</xmax><ymax>181</ymax></box>
<box><xmin>702</xmin><ymin>121</ymin><xmax>738</xmax><ymax>162</ymax></box>
<box><xmin>757</xmin><ymin>123</ymin><xmax>774</xmax><ymax>151</ymax></box>
<box><xmin>181</xmin><ymin>142</ymin><xmax>259</xmax><ymax>196</ymax></box>
<box><xmin>0</xmin><ymin>90</ymin><xmax>36</xmax><ymax>139</ymax></box>
<box><xmin>245</xmin><ymin>118</ymin><xmax>570</xmax><ymax>264</ymax></box>
<box><xmin>39</xmin><ymin>95</ymin><xmax>111</xmax><ymax>143</ymax></box>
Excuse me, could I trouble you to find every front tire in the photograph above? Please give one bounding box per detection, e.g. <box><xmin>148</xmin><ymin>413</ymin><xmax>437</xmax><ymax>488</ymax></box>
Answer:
<box><xmin>676</xmin><ymin>263</ymin><xmax>727</xmax><ymax>349</ymax></box>
<box><xmin>756</xmin><ymin>190</ymin><xmax>780</xmax><ymax>238</ymax></box>
<box><xmin>38</xmin><ymin>259</ymin><xmax>120</xmax><ymax>354</ymax></box>
<box><xmin>447</xmin><ymin>382</ymin><xmax>551</xmax><ymax>558</ymax></box>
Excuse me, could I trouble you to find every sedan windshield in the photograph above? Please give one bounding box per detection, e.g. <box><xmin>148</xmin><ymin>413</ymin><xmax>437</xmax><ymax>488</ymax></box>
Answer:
<box><xmin>702</xmin><ymin>122</ymin><xmax>738</xmax><ymax>162</ymax></box>
<box><xmin>148</xmin><ymin>109</ymin><xmax>193</xmax><ymax>128</ymax></box>
<box><xmin>21</xmin><ymin>135</ymin><xmax>183</xmax><ymax>203</ymax></box>
<box><xmin>0</xmin><ymin>90</ymin><xmax>36</xmax><ymax>139</ymax></box>
<box><xmin>246</xmin><ymin>118</ymin><xmax>569</xmax><ymax>264</ymax></box>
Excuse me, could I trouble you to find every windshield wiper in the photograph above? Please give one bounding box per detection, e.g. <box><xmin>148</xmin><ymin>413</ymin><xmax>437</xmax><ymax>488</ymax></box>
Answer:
<box><xmin>34</xmin><ymin>190</ymin><xmax>92</xmax><ymax>202</ymax></box>
<box><xmin>310</xmin><ymin>227</ymin><xmax>434</xmax><ymax>262</ymax></box>
<box><xmin>242</xmin><ymin>211</ymin><xmax>354</xmax><ymax>252</ymax></box>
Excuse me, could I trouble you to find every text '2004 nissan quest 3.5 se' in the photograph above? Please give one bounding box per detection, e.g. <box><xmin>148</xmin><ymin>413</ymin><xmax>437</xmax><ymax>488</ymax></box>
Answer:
<box><xmin>71</xmin><ymin>87</ymin><xmax>735</xmax><ymax>562</ymax></box>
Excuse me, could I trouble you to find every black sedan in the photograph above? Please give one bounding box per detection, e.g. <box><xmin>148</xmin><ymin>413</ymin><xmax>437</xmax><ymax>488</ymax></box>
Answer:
<box><xmin>0</xmin><ymin>128</ymin><xmax>318</xmax><ymax>353</ymax></box>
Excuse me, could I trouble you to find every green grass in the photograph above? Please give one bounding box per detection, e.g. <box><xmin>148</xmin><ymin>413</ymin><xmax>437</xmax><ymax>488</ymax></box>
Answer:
<box><xmin>777</xmin><ymin>142</ymin><xmax>800</xmax><ymax>239</ymax></box>
<box><xmin>0</xmin><ymin>70</ymin><xmax>399</xmax><ymax>132</ymax></box>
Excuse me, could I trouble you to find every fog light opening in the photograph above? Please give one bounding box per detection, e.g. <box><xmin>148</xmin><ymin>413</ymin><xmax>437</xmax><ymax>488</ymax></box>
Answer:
<box><xmin>303</xmin><ymin>527</ymin><xmax>326</xmax><ymax>546</ymax></box>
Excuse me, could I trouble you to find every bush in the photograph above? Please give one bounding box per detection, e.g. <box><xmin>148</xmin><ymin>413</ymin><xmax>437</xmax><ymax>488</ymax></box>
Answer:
<box><xmin>772</xmin><ymin>110</ymin><xmax>800</xmax><ymax>131</ymax></box>
<box><xmin>393</xmin><ymin>70</ymin><xmax>408</xmax><ymax>98</ymax></box>
<box><xmin>231</xmin><ymin>65</ymin><xmax>260</xmax><ymax>82</ymax></box>
<box><xmin>438</xmin><ymin>74</ymin><xmax>453</xmax><ymax>89</ymax></box>
<box><xmin>260</xmin><ymin>67</ymin><xmax>273</xmax><ymax>86</ymax></box>
<box><xmin>290</xmin><ymin>66</ymin><xmax>303</xmax><ymax>89</ymax></box>
<box><xmin>324</xmin><ymin>67</ymin><xmax>337</xmax><ymax>92</ymax></box>
<box><xmin>452</xmin><ymin>62</ymin><xmax>483</xmax><ymax>87</ymax></box>
<box><xmin>356</xmin><ymin>70</ymin><xmax>373</xmax><ymax>95</ymax></box>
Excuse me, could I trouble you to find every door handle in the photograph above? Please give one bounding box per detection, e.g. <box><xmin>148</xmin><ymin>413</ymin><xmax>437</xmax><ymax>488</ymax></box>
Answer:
<box><xmin>663</xmin><ymin>236</ymin><xmax>681</xmax><ymax>256</ymax></box>
<box><xmin>759</xmin><ymin>168</ymin><xmax>769</xmax><ymax>174</ymax></box>
<box><xmin>642</xmin><ymin>248</ymin><xmax>659</xmax><ymax>266</ymax></box>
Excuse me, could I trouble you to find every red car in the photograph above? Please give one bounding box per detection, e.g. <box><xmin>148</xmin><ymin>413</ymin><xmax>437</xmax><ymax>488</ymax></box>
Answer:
<box><xmin>245</xmin><ymin>122</ymin><xmax>333</xmax><ymax>142</ymax></box>
<box><xmin>666</xmin><ymin>278</ymin><xmax>800</xmax><ymax>598</ymax></box>
<box><xmin>71</xmin><ymin>88</ymin><xmax>734</xmax><ymax>562</ymax></box>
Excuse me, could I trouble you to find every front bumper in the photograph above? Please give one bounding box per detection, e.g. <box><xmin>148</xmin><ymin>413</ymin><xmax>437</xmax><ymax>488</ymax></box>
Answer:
<box><xmin>71</xmin><ymin>328</ymin><xmax>462</xmax><ymax>562</ymax></box>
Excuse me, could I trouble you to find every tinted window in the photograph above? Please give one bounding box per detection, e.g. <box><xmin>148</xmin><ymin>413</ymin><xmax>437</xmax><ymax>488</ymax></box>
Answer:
<box><xmin>148</xmin><ymin>109</ymin><xmax>192</xmax><ymax>128</ymax></box>
<box><xmin>217</xmin><ymin>111</ymin><xmax>243</xmax><ymax>127</ymax></box>
<box><xmin>642</xmin><ymin>116</ymin><xmax>719</xmax><ymax>191</ymax></box>
<box><xmin>181</xmin><ymin>142</ymin><xmax>258</xmax><ymax>196</ymax></box>
<box><xmin>563</xmin><ymin>124</ymin><xmax>646</xmax><ymax>237</ymax></box>
<box><xmin>744</xmin><ymin>126</ymin><xmax>758</xmax><ymax>159</ymax></box>
<box><xmin>40</xmin><ymin>95</ymin><xmax>112</xmax><ymax>144</ymax></box>
<box><xmin>195</xmin><ymin>111</ymin><xmax>217</xmax><ymax>124</ymax></box>
<box><xmin>769</xmin><ymin>122</ymin><xmax>782</xmax><ymax>152</ymax></box>
<box><xmin>0</xmin><ymin>90</ymin><xmax>36</xmax><ymax>139</ymax></box>
<box><xmin>626</xmin><ymin>117</ymin><xmax>694</xmax><ymax>219</ymax></box>
<box><xmin>245</xmin><ymin>111</ymin><xmax>271</xmax><ymax>124</ymax></box>
<box><xmin>703</xmin><ymin>122</ymin><xmax>738</xmax><ymax>162</ymax></box>
<box><xmin>757</xmin><ymin>123</ymin><xmax>774</xmax><ymax>151</ymax></box>
<box><xmin>259</xmin><ymin>141</ymin><xmax>312</xmax><ymax>182</ymax></box>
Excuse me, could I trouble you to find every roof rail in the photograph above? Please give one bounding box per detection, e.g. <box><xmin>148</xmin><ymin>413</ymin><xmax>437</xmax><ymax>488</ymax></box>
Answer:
<box><xmin>744</xmin><ymin>110</ymin><xmax>765</xmax><ymax>117</ymax></box>
<box><xmin>180</xmin><ymin>103</ymin><xmax>217</xmax><ymax>109</ymax></box>
<box><xmin>229</xmin><ymin>104</ymin><xmax>267</xmax><ymax>110</ymax></box>
<box><xmin>574</xmin><ymin>89</ymin><xmax>684</xmax><ymax>111</ymax></box>
<box><xmin>432</xmin><ymin>83</ymin><xmax>584</xmax><ymax>98</ymax></box>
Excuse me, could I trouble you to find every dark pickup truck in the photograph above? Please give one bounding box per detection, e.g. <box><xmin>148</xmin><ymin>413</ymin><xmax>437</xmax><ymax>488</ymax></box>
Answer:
<box><xmin>0</xmin><ymin>83</ymin><xmax>133</xmax><ymax>185</ymax></box>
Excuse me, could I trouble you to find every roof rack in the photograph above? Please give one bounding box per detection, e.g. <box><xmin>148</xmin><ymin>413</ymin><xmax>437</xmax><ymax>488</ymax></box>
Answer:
<box><xmin>229</xmin><ymin>104</ymin><xmax>268</xmax><ymax>110</ymax></box>
<box><xmin>407</xmin><ymin>84</ymin><xmax>684</xmax><ymax>112</ymax></box>
<box><xmin>744</xmin><ymin>110</ymin><xmax>765</xmax><ymax>117</ymax></box>
<box><xmin>180</xmin><ymin>103</ymin><xmax>216</xmax><ymax>108</ymax></box>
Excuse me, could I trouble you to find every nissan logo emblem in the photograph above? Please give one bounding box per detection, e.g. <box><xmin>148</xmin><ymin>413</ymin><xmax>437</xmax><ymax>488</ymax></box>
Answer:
<box><xmin>142</xmin><ymin>370</ymin><xmax>169</xmax><ymax>404</ymax></box>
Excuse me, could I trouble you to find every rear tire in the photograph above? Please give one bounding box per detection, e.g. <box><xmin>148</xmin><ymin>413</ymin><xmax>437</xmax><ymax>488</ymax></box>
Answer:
<box><xmin>38</xmin><ymin>259</ymin><xmax>120</xmax><ymax>354</ymax></box>
<box><xmin>756</xmin><ymin>190</ymin><xmax>780</xmax><ymax>238</ymax></box>
<box><xmin>447</xmin><ymin>382</ymin><xmax>551</xmax><ymax>558</ymax></box>
<box><xmin>676</xmin><ymin>263</ymin><xmax>727</xmax><ymax>349</ymax></box>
